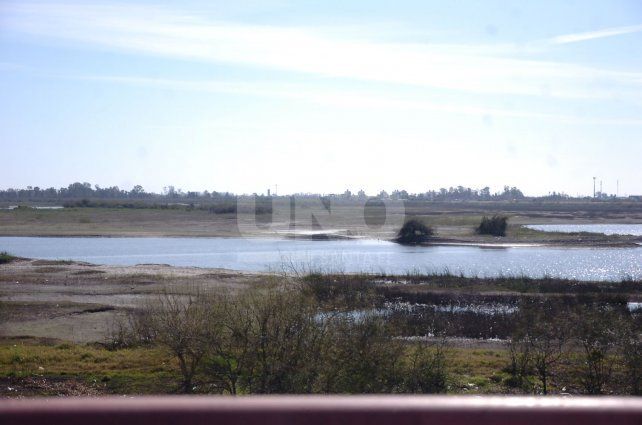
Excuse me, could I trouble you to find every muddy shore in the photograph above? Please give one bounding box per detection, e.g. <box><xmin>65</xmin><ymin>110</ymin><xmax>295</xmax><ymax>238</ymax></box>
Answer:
<box><xmin>0</xmin><ymin>259</ymin><xmax>263</xmax><ymax>343</ymax></box>
<box><xmin>2</xmin><ymin>258</ymin><xmax>640</xmax><ymax>345</ymax></box>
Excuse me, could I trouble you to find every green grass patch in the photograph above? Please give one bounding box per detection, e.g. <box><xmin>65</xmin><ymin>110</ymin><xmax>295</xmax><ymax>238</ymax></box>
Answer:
<box><xmin>31</xmin><ymin>259</ymin><xmax>76</xmax><ymax>266</ymax></box>
<box><xmin>0</xmin><ymin>338</ymin><xmax>513</xmax><ymax>396</ymax></box>
<box><xmin>0</xmin><ymin>339</ymin><xmax>179</xmax><ymax>394</ymax></box>
<box><xmin>0</xmin><ymin>252</ymin><xmax>16</xmax><ymax>264</ymax></box>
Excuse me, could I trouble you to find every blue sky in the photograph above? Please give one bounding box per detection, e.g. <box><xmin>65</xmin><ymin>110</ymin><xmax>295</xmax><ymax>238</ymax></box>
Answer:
<box><xmin>1</xmin><ymin>0</ymin><xmax>641</xmax><ymax>196</ymax></box>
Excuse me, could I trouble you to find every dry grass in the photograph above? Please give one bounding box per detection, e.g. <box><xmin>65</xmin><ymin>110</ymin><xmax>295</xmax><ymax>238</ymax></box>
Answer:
<box><xmin>1</xmin><ymin>202</ymin><xmax>639</xmax><ymax>240</ymax></box>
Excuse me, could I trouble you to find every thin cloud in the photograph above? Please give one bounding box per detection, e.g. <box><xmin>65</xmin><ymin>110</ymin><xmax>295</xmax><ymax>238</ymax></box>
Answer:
<box><xmin>0</xmin><ymin>62</ymin><xmax>28</xmax><ymax>71</ymax></box>
<box><xmin>4</xmin><ymin>2</ymin><xmax>642</xmax><ymax>101</ymax></box>
<box><xmin>550</xmin><ymin>24</ymin><xmax>642</xmax><ymax>44</ymax></box>
<box><xmin>74</xmin><ymin>74</ymin><xmax>642</xmax><ymax>126</ymax></box>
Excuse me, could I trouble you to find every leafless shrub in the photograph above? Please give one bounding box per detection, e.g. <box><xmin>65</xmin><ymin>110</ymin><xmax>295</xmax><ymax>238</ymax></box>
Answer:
<box><xmin>573</xmin><ymin>304</ymin><xmax>624</xmax><ymax>394</ymax></box>
<box><xmin>510</xmin><ymin>299</ymin><xmax>571</xmax><ymax>394</ymax></box>
<box><xmin>145</xmin><ymin>290</ymin><xmax>212</xmax><ymax>393</ymax></box>
<box><xmin>402</xmin><ymin>339</ymin><xmax>448</xmax><ymax>393</ymax></box>
<box><xmin>123</xmin><ymin>280</ymin><xmax>449</xmax><ymax>394</ymax></box>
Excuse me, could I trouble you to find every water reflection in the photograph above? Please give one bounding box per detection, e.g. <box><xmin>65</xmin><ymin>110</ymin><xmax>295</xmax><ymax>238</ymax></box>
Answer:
<box><xmin>0</xmin><ymin>236</ymin><xmax>640</xmax><ymax>281</ymax></box>
<box><xmin>525</xmin><ymin>224</ymin><xmax>642</xmax><ymax>236</ymax></box>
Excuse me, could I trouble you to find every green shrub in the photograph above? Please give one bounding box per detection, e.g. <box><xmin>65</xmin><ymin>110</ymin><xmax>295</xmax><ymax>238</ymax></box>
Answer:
<box><xmin>396</xmin><ymin>219</ymin><xmax>434</xmax><ymax>244</ymax></box>
<box><xmin>476</xmin><ymin>215</ymin><xmax>508</xmax><ymax>237</ymax></box>
<box><xmin>402</xmin><ymin>342</ymin><xmax>448</xmax><ymax>393</ymax></box>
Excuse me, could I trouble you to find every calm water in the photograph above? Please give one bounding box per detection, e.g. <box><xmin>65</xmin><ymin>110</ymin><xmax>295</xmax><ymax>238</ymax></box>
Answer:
<box><xmin>0</xmin><ymin>206</ymin><xmax>64</xmax><ymax>210</ymax></box>
<box><xmin>1</xmin><ymin>236</ymin><xmax>641</xmax><ymax>281</ymax></box>
<box><xmin>525</xmin><ymin>224</ymin><xmax>642</xmax><ymax>236</ymax></box>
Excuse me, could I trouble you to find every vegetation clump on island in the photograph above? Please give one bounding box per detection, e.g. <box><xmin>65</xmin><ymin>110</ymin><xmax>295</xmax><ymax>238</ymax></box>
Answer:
<box><xmin>395</xmin><ymin>219</ymin><xmax>435</xmax><ymax>244</ymax></box>
<box><xmin>476</xmin><ymin>215</ymin><xmax>509</xmax><ymax>237</ymax></box>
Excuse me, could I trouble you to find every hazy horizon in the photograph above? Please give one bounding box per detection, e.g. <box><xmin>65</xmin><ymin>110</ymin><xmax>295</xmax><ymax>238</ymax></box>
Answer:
<box><xmin>2</xmin><ymin>1</ymin><xmax>641</xmax><ymax>196</ymax></box>
<box><xmin>0</xmin><ymin>180</ymin><xmax>628</xmax><ymax>198</ymax></box>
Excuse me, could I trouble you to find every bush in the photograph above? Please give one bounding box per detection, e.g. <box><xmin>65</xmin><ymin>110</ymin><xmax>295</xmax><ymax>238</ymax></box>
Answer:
<box><xmin>619</xmin><ymin>319</ymin><xmax>642</xmax><ymax>395</ymax></box>
<box><xmin>402</xmin><ymin>341</ymin><xmax>448</xmax><ymax>393</ymax></box>
<box><xmin>139</xmin><ymin>291</ymin><xmax>211</xmax><ymax>393</ymax></box>
<box><xmin>508</xmin><ymin>298</ymin><xmax>571</xmax><ymax>394</ymax></box>
<box><xmin>573</xmin><ymin>304</ymin><xmax>620</xmax><ymax>394</ymax></box>
<box><xmin>0</xmin><ymin>252</ymin><xmax>16</xmax><ymax>264</ymax></box>
<box><xmin>396</xmin><ymin>219</ymin><xmax>434</xmax><ymax>244</ymax></box>
<box><xmin>476</xmin><ymin>215</ymin><xmax>508</xmax><ymax>237</ymax></box>
<box><xmin>130</xmin><ymin>283</ymin><xmax>450</xmax><ymax>395</ymax></box>
<box><xmin>321</xmin><ymin>314</ymin><xmax>405</xmax><ymax>393</ymax></box>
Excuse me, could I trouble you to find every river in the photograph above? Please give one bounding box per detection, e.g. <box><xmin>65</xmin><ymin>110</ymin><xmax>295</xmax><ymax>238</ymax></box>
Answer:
<box><xmin>1</xmin><ymin>236</ymin><xmax>641</xmax><ymax>281</ymax></box>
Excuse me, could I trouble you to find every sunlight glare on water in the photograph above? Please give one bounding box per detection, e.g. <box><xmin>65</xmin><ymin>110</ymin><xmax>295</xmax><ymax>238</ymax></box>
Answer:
<box><xmin>525</xmin><ymin>224</ymin><xmax>642</xmax><ymax>236</ymax></box>
<box><xmin>1</xmin><ymin>237</ymin><xmax>641</xmax><ymax>281</ymax></box>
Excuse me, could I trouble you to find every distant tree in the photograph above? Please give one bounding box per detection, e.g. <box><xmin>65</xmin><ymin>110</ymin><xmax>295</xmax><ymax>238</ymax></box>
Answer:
<box><xmin>131</xmin><ymin>185</ymin><xmax>145</xmax><ymax>197</ymax></box>
<box><xmin>391</xmin><ymin>190</ymin><xmax>409</xmax><ymax>200</ymax></box>
<box><xmin>498</xmin><ymin>186</ymin><xmax>525</xmax><ymax>200</ymax></box>
<box><xmin>377</xmin><ymin>190</ymin><xmax>389</xmax><ymax>199</ymax></box>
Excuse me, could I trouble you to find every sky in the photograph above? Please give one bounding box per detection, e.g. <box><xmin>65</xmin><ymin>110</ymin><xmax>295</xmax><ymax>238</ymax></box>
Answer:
<box><xmin>1</xmin><ymin>1</ymin><xmax>641</xmax><ymax>196</ymax></box>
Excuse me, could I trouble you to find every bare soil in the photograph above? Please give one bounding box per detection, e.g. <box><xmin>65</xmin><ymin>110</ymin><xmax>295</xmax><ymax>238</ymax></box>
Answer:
<box><xmin>0</xmin><ymin>259</ymin><xmax>263</xmax><ymax>343</ymax></box>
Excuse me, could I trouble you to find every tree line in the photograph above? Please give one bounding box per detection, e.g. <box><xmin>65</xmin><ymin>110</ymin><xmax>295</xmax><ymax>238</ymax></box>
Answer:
<box><xmin>0</xmin><ymin>182</ymin><xmax>237</xmax><ymax>202</ymax></box>
<box><xmin>0</xmin><ymin>182</ymin><xmax>568</xmax><ymax>203</ymax></box>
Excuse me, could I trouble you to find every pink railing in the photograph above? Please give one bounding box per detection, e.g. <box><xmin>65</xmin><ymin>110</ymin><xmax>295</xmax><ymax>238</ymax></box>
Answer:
<box><xmin>1</xmin><ymin>396</ymin><xmax>641</xmax><ymax>425</ymax></box>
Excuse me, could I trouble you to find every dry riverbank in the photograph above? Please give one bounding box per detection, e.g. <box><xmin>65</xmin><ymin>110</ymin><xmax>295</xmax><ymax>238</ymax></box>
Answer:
<box><xmin>2</xmin><ymin>258</ymin><xmax>641</xmax><ymax>344</ymax></box>
<box><xmin>0</xmin><ymin>259</ymin><xmax>263</xmax><ymax>342</ymax></box>
<box><xmin>1</xmin><ymin>205</ymin><xmax>641</xmax><ymax>247</ymax></box>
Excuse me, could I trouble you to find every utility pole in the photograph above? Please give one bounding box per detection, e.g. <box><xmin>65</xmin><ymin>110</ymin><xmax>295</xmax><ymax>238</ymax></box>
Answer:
<box><xmin>593</xmin><ymin>177</ymin><xmax>596</xmax><ymax>198</ymax></box>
